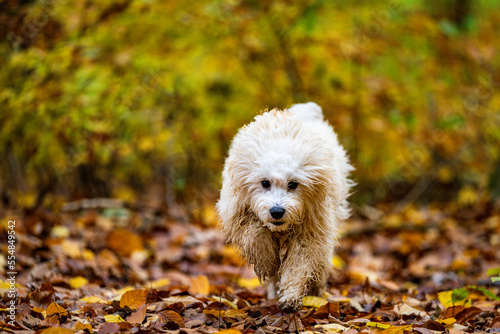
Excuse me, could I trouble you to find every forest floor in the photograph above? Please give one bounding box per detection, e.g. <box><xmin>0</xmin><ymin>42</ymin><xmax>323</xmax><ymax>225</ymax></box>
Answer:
<box><xmin>1</xmin><ymin>200</ymin><xmax>500</xmax><ymax>333</ymax></box>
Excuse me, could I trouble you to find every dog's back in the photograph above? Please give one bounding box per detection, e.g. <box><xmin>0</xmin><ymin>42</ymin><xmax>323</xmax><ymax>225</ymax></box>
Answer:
<box><xmin>287</xmin><ymin>102</ymin><xmax>324</xmax><ymax>123</ymax></box>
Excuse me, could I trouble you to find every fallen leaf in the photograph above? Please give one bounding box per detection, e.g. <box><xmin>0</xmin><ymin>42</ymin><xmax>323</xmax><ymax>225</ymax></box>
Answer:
<box><xmin>107</xmin><ymin>229</ymin><xmax>144</xmax><ymax>257</ymax></box>
<box><xmin>189</xmin><ymin>275</ymin><xmax>210</xmax><ymax>296</ymax></box>
<box><xmin>367</xmin><ymin>322</ymin><xmax>391</xmax><ymax>329</ymax></box>
<box><xmin>73</xmin><ymin>321</ymin><xmax>93</xmax><ymax>332</ymax></box>
<box><xmin>46</xmin><ymin>302</ymin><xmax>68</xmax><ymax>316</ymax></box>
<box><xmin>69</xmin><ymin>276</ymin><xmax>89</xmax><ymax>289</ymax></box>
<box><xmin>163</xmin><ymin>296</ymin><xmax>201</xmax><ymax>306</ymax></box>
<box><xmin>379</xmin><ymin>325</ymin><xmax>413</xmax><ymax>334</ymax></box>
<box><xmin>79</xmin><ymin>296</ymin><xmax>107</xmax><ymax>304</ymax></box>
<box><xmin>399</xmin><ymin>303</ymin><xmax>422</xmax><ymax>316</ymax></box>
<box><xmin>120</xmin><ymin>289</ymin><xmax>148</xmax><ymax>309</ymax></box>
<box><xmin>315</xmin><ymin>323</ymin><xmax>349</xmax><ymax>333</ymax></box>
<box><xmin>127</xmin><ymin>304</ymin><xmax>146</xmax><ymax>324</ymax></box>
<box><xmin>158</xmin><ymin>310</ymin><xmax>184</xmax><ymax>327</ymax></box>
<box><xmin>145</xmin><ymin>278</ymin><xmax>171</xmax><ymax>289</ymax></box>
<box><xmin>237</xmin><ymin>277</ymin><xmax>261</xmax><ymax>289</ymax></box>
<box><xmin>438</xmin><ymin>290</ymin><xmax>471</xmax><ymax>308</ymax></box>
<box><xmin>303</xmin><ymin>296</ymin><xmax>328</xmax><ymax>308</ymax></box>
<box><xmin>104</xmin><ymin>314</ymin><xmax>125</xmax><ymax>323</ymax></box>
<box><xmin>315</xmin><ymin>302</ymin><xmax>340</xmax><ymax>318</ymax></box>
<box><xmin>40</xmin><ymin>328</ymin><xmax>74</xmax><ymax>334</ymax></box>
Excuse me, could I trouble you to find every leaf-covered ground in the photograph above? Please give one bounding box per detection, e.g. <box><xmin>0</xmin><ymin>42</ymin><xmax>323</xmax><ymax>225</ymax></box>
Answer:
<box><xmin>1</xmin><ymin>201</ymin><xmax>500</xmax><ymax>333</ymax></box>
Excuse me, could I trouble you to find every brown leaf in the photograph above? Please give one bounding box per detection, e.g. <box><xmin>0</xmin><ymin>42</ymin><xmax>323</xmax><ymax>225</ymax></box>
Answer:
<box><xmin>422</xmin><ymin>320</ymin><xmax>445</xmax><ymax>331</ymax></box>
<box><xmin>98</xmin><ymin>322</ymin><xmax>120</xmax><ymax>334</ymax></box>
<box><xmin>315</xmin><ymin>302</ymin><xmax>340</xmax><ymax>318</ymax></box>
<box><xmin>454</xmin><ymin>306</ymin><xmax>482</xmax><ymax>324</ymax></box>
<box><xmin>126</xmin><ymin>304</ymin><xmax>146</xmax><ymax>324</ymax></box>
<box><xmin>120</xmin><ymin>289</ymin><xmax>148</xmax><ymax>309</ymax></box>
<box><xmin>46</xmin><ymin>302</ymin><xmax>68</xmax><ymax>316</ymax></box>
<box><xmin>413</xmin><ymin>328</ymin><xmax>435</xmax><ymax>334</ymax></box>
<box><xmin>444</xmin><ymin>305</ymin><xmax>465</xmax><ymax>319</ymax></box>
<box><xmin>158</xmin><ymin>310</ymin><xmax>185</xmax><ymax>328</ymax></box>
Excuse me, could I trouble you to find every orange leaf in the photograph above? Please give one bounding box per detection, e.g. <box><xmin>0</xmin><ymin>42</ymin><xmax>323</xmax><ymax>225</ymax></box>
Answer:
<box><xmin>107</xmin><ymin>229</ymin><xmax>144</xmax><ymax>257</ymax></box>
<box><xmin>120</xmin><ymin>289</ymin><xmax>148</xmax><ymax>309</ymax></box>
<box><xmin>46</xmin><ymin>302</ymin><xmax>68</xmax><ymax>316</ymax></box>
<box><xmin>158</xmin><ymin>310</ymin><xmax>185</xmax><ymax>328</ymax></box>
<box><xmin>40</xmin><ymin>328</ymin><xmax>74</xmax><ymax>334</ymax></box>
<box><xmin>189</xmin><ymin>275</ymin><xmax>210</xmax><ymax>296</ymax></box>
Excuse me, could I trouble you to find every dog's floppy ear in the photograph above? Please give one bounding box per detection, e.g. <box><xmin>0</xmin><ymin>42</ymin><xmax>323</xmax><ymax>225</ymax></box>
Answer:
<box><xmin>216</xmin><ymin>161</ymin><xmax>247</xmax><ymax>236</ymax></box>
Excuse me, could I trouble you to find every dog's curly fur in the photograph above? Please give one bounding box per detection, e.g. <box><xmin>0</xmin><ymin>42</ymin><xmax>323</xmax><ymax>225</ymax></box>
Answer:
<box><xmin>217</xmin><ymin>102</ymin><xmax>353</xmax><ymax>312</ymax></box>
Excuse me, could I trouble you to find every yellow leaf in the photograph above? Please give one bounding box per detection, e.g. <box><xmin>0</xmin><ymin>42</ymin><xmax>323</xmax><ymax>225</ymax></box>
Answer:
<box><xmin>379</xmin><ymin>325</ymin><xmax>413</xmax><ymax>334</ymax></box>
<box><xmin>82</xmin><ymin>249</ymin><xmax>95</xmax><ymax>260</ymax></box>
<box><xmin>367</xmin><ymin>322</ymin><xmax>391</xmax><ymax>329</ymax></box>
<box><xmin>79</xmin><ymin>296</ymin><xmax>107</xmax><ymax>303</ymax></box>
<box><xmin>145</xmin><ymin>278</ymin><xmax>171</xmax><ymax>289</ymax></box>
<box><xmin>237</xmin><ymin>277</ymin><xmax>261</xmax><ymax>289</ymax></box>
<box><xmin>50</xmin><ymin>226</ymin><xmax>70</xmax><ymax>238</ymax></box>
<box><xmin>73</xmin><ymin>321</ymin><xmax>92</xmax><ymax>332</ymax></box>
<box><xmin>224</xmin><ymin>309</ymin><xmax>248</xmax><ymax>318</ymax></box>
<box><xmin>69</xmin><ymin>276</ymin><xmax>88</xmax><ymax>289</ymax></box>
<box><xmin>457</xmin><ymin>186</ymin><xmax>477</xmax><ymax>206</ymax></box>
<box><xmin>210</xmin><ymin>296</ymin><xmax>238</xmax><ymax>309</ymax></box>
<box><xmin>32</xmin><ymin>307</ymin><xmax>46</xmax><ymax>314</ymax></box>
<box><xmin>46</xmin><ymin>302</ymin><xmax>68</xmax><ymax>316</ymax></box>
<box><xmin>438</xmin><ymin>291</ymin><xmax>472</xmax><ymax>308</ymax></box>
<box><xmin>202</xmin><ymin>205</ymin><xmax>218</xmax><ymax>226</ymax></box>
<box><xmin>0</xmin><ymin>280</ymin><xmax>20</xmax><ymax>289</ymax></box>
<box><xmin>61</xmin><ymin>240</ymin><xmax>82</xmax><ymax>258</ymax></box>
<box><xmin>439</xmin><ymin>318</ymin><xmax>456</xmax><ymax>325</ymax></box>
<box><xmin>204</xmin><ymin>309</ymin><xmax>225</xmax><ymax>317</ymax></box>
<box><xmin>303</xmin><ymin>296</ymin><xmax>328</xmax><ymax>308</ymax></box>
<box><xmin>104</xmin><ymin>314</ymin><xmax>125</xmax><ymax>322</ymax></box>
<box><xmin>214</xmin><ymin>330</ymin><xmax>242</xmax><ymax>334</ymax></box>
<box><xmin>120</xmin><ymin>289</ymin><xmax>148</xmax><ymax>309</ymax></box>
<box><xmin>332</xmin><ymin>255</ymin><xmax>346</xmax><ymax>269</ymax></box>
<box><xmin>189</xmin><ymin>275</ymin><xmax>210</xmax><ymax>296</ymax></box>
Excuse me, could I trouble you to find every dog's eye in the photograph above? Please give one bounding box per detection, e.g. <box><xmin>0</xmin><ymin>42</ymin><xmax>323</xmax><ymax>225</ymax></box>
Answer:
<box><xmin>288</xmin><ymin>181</ymin><xmax>298</xmax><ymax>190</ymax></box>
<box><xmin>261</xmin><ymin>180</ymin><xmax>271</xmax><ymax>188</ymax></box>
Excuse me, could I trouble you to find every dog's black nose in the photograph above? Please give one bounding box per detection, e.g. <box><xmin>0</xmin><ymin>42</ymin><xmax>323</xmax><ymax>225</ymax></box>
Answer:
<box><xmin>270</xmin><ymin>206</ymin><xmax>285</xmax><ymax>219</ymax></box>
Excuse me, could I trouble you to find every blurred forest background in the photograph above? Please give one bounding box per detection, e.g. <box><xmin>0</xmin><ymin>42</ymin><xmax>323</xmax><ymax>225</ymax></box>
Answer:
<box><xmin>1</xmin><ymin>0</ymin><xmax>500</xmax><ymax>217</ymax></box>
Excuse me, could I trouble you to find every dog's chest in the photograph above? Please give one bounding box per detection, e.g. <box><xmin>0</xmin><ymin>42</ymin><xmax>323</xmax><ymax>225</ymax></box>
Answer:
<box><xmin>274</xmin><ymin>233</ymin><xmax>292</xmax><ymax>264</ymax></box>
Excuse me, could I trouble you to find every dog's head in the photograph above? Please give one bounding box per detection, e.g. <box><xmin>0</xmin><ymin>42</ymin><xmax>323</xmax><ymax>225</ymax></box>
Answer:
<box><xmin>218</xmin><ymin>110</ymin><xmax>343</xmax><ymax>234</ymax></box>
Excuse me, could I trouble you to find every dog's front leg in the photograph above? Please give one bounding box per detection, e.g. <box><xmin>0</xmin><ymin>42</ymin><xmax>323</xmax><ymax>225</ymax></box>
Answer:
<box><xmin>226</xmin><ymin>214</ymin><xmax>280</xmax><ymax>283</ymax></box>
<box><xmin>277</xmin><ymin>240</ymin><xmax>330</xmax><ymax>313</ymax></box>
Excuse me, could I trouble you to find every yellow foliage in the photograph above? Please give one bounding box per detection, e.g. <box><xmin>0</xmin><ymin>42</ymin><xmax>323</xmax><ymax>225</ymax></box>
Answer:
<box><xmin>69</xmin><ymin>276</ymin><xmax>89</xmax><ymax>289</ymax></box>
<box><xmin>104</xmin><ymin>314</ymin><xmax>125</xmax><ymax>323</ymax></box>
<box><xmin>237</xmin><ymin>277</ymin><xmax>261</xmax><ymax>289</ymax></box>
<box><xmin>438</xmin><ymin>290</ymin><xmax>472</xmax><ymax>308</ymax></box>
<box><xmin>303</xmin><ymin>296</ymin><xmax>328</xmax><ymax>308</ymax></box>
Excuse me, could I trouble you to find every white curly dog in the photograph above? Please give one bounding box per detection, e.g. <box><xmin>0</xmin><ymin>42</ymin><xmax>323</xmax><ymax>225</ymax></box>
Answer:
<box><xmin>217</xmin><ymin>102</ymin><xmax>353</xmax><ymax>312</ymax></box>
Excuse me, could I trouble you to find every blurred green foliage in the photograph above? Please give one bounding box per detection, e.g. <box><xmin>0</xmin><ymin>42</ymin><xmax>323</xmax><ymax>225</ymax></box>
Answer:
<box><xmin>0</xmin><ymin>0</ymin><xmax>499</xmax><ymax>211</ymax></box>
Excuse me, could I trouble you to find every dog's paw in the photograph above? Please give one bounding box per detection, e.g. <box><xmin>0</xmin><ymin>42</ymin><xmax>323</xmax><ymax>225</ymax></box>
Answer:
<box><xmin>278</xmin><ymin>297</ymin><xmax>302</xmax><ymax>313</ymax></box>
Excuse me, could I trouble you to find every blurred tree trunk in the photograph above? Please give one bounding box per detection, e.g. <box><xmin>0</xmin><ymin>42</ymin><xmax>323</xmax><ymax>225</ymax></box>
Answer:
<box><xmin>489</xmin><ymin>158</ymin><xmax>500</xmax><ymax>200</ymax></box>
<box><xmin>425</xmin><ymin>0</ymin><xmax>471</xmax><ymax>29</ymax></box>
